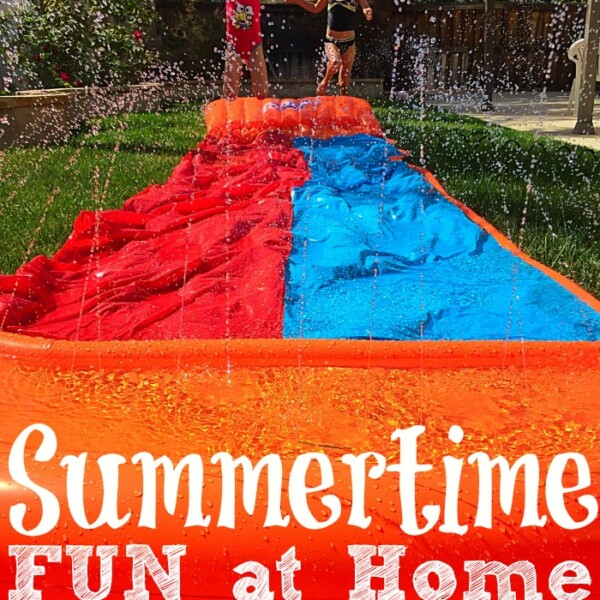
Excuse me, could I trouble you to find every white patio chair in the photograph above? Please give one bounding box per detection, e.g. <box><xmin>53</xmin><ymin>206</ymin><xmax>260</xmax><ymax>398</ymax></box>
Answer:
<box><xmin>567</xmin><ymin>38</ymin><xmax>600</xmax><ymax>114</ymax></box>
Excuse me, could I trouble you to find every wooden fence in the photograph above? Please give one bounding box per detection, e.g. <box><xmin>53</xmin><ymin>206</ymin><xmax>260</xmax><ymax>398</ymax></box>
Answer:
<box><xmin>391</xmin><ymin>2</ymin><xmax>586</xmax><ymax>91</ymax></box>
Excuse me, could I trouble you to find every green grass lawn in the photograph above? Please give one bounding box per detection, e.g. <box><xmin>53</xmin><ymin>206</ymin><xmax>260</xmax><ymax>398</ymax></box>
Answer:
<box><xmin>0</xmin><ymin>104</ymin><xmax>205</xmax><ymax>274</ymax></box>
<box><xmin>1</xmin><ymin>100</ymin><xmax>599</xmax><ymax>300</ymax></box>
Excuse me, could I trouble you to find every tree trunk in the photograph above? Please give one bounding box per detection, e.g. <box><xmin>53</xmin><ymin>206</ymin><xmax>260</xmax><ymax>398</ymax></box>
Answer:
<box><xmin>573</xmin><ymin>0</ymin><xmax>600</xmax><ymax>134</ymax></box>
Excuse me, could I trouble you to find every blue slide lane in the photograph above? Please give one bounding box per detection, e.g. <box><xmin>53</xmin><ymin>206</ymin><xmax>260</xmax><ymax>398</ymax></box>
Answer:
<box><xmin>283</xmin><ymin>135</ymin><xmax>600</xmax><ymax>341</ymax></box>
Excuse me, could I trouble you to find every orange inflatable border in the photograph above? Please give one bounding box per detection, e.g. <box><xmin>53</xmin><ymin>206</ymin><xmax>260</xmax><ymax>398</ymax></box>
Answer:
<box><xmin>0</xmin><ymin>332</ymin><xmax>599</xmax><ymax>371</ymax></box>
<box><xmin>204</xmin><ymin>96</ymin><xmax>384</xmax><ymax>139</ymax></box>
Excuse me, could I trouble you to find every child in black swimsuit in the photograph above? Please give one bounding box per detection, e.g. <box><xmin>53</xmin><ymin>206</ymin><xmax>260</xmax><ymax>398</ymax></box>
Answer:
<box><xmin>286</xmin><ymin>0</ymin><xmax>373</xmax><ymax>96</ymax></box>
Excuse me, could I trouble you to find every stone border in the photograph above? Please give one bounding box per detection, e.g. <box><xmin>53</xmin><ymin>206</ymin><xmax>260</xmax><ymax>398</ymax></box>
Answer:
<box><xmin>0</xmin><ymin>79</ymin><xmax>384</xmax><ymax>149</ymax></box>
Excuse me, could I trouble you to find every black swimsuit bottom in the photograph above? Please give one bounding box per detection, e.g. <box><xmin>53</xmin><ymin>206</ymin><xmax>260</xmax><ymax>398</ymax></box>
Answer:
<box><xmin>325</xmin><ymin>35</ymin><xmax>356</xmax><ymax>55</ymax></box>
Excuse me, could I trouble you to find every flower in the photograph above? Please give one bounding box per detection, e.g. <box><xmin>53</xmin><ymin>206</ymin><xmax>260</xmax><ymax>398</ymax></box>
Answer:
<box><xmin>34</xmin><ymin>53</ymin><xmax>41</xmax><ymax>61</ymax></box>
<box><xmin>54</xmin><ymin>65</ymin><xmax>61</xmax><ymax>72</ymax></box>
<box><xmin>132</xmin><ymin>30</ymin><xmax>143</xmax><ymax>40</ymax></box>
<box><xmin>74</xmin><ymin>79</ymin><xmax>83</xmax><ymax>87</ymax></box>
<box><xmin>42</xmin><ymin>43</ymin><xmax>50</xmax><ymax>51</ymax></box>
<box><xmin>60</xmin><ymin>71</ymin><xmax>70</xmax><ymax>81</ymax></box>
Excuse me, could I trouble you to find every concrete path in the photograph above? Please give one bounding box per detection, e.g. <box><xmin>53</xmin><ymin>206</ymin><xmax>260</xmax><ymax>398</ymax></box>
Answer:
<box><xmin>430</xmin><ymin>91</ymin><xmax>600</xmax><ymax>152</ymax></box>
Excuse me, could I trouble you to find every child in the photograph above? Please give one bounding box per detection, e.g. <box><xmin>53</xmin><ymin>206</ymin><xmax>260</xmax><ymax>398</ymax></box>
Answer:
<box><xmin>285</xmin><ymin>0</ymin><xmax>373</xmax><ymax>96</ymax></box>
<box><xmin>224</xmin><ymin>0</ymin><xmax>269</xmax><ymax>99</ymax></box>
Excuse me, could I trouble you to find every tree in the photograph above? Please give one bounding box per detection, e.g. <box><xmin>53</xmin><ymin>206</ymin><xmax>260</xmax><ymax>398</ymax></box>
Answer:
<box><xmin>573</xmin><ymin>0</ymin><xmax>600</xmax><ymax>134</ymax></box>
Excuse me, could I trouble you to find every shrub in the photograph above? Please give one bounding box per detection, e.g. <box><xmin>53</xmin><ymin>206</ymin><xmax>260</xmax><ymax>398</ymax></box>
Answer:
<box><xmin>4</xmin><ymin>0</ymin><xmax>159</xmax><ymax>90</ymax></box>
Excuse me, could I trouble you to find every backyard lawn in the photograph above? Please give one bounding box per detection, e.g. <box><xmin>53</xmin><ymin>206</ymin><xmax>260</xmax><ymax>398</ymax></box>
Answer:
<box><xmin>1</xmin><ymin>100</ymin><xmax>599</xmax><ymax>298</ymax></box>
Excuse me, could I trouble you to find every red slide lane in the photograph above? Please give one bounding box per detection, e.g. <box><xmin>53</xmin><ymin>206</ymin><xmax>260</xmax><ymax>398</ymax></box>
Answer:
<box><xmin>0</xmin><ymin>132</ymin><xmax>310</xmax><ymax>341</ymax></box>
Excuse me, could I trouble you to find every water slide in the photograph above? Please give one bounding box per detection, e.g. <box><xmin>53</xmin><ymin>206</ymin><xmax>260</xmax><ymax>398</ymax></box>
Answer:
<box><xmin>0</xmin><ymin>97</ymin><xmax>598</xmax><ymax>598</ymax></box>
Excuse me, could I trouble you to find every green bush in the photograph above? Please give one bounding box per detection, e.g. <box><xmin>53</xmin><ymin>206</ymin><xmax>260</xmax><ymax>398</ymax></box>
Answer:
<box><xmin>4</xmin><ymin>0</ymin><xmax>159</xmax><ymax>89</ymax></box>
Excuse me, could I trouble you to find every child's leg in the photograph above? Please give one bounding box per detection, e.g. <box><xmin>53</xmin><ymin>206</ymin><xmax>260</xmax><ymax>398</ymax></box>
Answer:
<box><xmin>247</xmin><ymin>44</ymin><xmax>269</xmax><ymax>99</ymax></box>
<box><xmin>317</xmin><ymin>43</ymin><xmax>342</xmax><ymax>96</ymax></box>
<box><xmin>223</xmin><ymin>48</ymin><xmax>243</xmax><ymax>100</ymax></box>
<box><xmin>338</xmin><ymin>44</ymin><xmax>356</xmax><ymax>96</ymax></box>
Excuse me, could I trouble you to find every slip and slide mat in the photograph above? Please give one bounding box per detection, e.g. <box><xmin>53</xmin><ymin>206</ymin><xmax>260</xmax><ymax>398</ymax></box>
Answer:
<box><xmin>0</xmin><ymin>97</ymin><xmax>598</xmax><ymax>598</ymax></box>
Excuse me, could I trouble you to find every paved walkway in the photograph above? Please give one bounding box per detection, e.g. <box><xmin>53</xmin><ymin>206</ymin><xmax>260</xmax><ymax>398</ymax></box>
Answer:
<box><xmin>429</xmin><ymin>91</ymin><xmax>600</xmax><ymax>152</ymax></box>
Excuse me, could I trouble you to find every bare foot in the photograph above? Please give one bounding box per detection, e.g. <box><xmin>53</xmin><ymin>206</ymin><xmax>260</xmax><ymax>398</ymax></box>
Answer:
<box><xmin>316</xmin><ymin>81</ymin><xmax>328</xmax><ymax>96</ymax></box>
